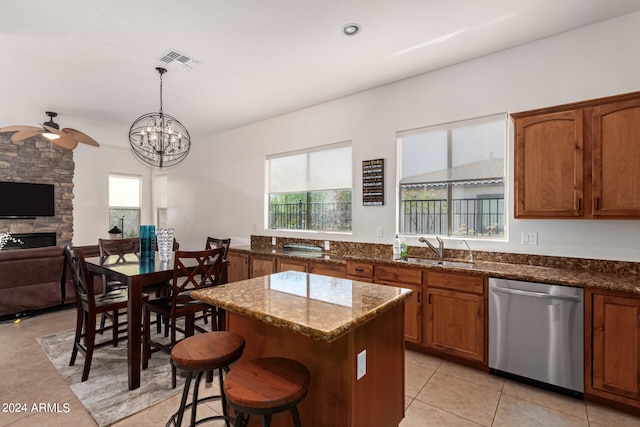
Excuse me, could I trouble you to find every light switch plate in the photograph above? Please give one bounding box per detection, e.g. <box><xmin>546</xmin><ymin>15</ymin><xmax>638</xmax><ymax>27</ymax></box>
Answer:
<box><xmin>324</xmin><ymin>240</ymin><xmax>330</xmax><ymax>250</ymax></box>
<box><xmin>271</xmin><ymin>236</ymin><xmax>276</xmax><ymax>245</ymax></box>
<box><xmin>376</xmin><ymin>227</ymin><xmax>383</xmax><ymax>238</ymax></box>
<box><xmin>357</xmin><ymin>349</ymin><xmax>366</xmax><ymax>380</ymax></box>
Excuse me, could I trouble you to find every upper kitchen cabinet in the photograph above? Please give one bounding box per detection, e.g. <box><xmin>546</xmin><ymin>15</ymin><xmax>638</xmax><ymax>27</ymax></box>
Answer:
<box><xmin>592</xmin><ymin>98</ymin><xmax>640</xmax><ymax>217</ymax></box>
<box><xmin>512</xmin><ymin>91</ymin><xmax>640</xmax><ymax>219</ymax></box>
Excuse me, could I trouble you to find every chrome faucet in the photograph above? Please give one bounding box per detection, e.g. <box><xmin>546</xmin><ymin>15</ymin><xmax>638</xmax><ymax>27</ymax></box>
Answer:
<box><xmin>418</xmin><ymin>236</ymin><xmax>444</xmax><ymax>260</ymax></box>
<box><xmin>460</xmin><ymin>239</ymin><xmax>474</xmax><ymax>263</ymax></box>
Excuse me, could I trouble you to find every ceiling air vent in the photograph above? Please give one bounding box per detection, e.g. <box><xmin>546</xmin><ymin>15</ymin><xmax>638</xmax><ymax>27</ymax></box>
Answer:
<box><xmin>159</xmin><ymin>50</ymin><xmax>200</xmax><ymax>71</ymax></box>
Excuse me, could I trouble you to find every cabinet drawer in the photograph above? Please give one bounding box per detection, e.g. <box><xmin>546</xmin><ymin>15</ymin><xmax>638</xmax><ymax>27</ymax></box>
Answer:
<box><xmin>375</xmin><ymin>265</ymin><xmax>422</xmax><ymax>285</ymax></box>
<box><xmin>428</xmin><ymin>271</ymin><xmax>484</xmax><ymax>294</ymax></box>
<box><xmin>347</xmin><ymin>261</ymin><xmax>374</xmax><ymax>279</ymax></box>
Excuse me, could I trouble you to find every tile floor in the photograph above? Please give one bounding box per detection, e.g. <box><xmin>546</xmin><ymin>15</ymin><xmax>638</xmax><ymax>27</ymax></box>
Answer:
<box><xmin>2</xmin><ymin>308</ymin><xmax>640</xmax><ymax>426</ymax></box>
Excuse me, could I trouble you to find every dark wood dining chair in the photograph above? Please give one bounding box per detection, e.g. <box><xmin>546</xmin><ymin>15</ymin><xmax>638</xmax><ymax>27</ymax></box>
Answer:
<box><xmin>142</xmin><ymin>247</ymin><xmax>226</xmax><ymax>388</ymax></box>
<box><xmin>65</xmin><ymin>246</ymin><xmax>134</xmax><ymax>382</ymax></box>
<box><xmin>202</xmin><ymin>237</ymin><xmax>231</xmax><ymax>328</ymax></box>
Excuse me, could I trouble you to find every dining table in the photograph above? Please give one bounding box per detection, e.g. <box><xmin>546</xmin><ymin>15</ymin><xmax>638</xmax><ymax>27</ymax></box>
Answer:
<box><xmin>84</xmin><ymin>252</ymin><xmax>220</xmax><ymax>390</ymax></box>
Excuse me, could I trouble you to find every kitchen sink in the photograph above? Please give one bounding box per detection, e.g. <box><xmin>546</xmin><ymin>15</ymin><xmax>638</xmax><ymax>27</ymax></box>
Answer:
<box><xmin>398</xmin><ymin>257</ymin><xmax>475</xmax><ymax>269</ymax></box>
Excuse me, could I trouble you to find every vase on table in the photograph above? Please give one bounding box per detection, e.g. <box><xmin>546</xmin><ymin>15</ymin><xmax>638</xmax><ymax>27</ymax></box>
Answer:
<box><xmin>139</xmin><ymin>225</ymin><xmax>156</xmax><ymax>262</ymax></box>
<box><xmin>157</xmin><ymin>228</ymin><xmax>174</xmax><ymax>262</ymax></box>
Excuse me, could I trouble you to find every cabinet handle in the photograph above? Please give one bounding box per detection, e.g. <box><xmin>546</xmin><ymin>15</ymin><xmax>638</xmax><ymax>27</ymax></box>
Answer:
<box><xmin>577</xmin><ymin>198</ymin><xmax>582</xmax><ymax>212</ymax></box>
<box><xmin>428</xmin><ymin>294</ymin><xmax>431</xmax><ymax>304</ymax></box>
<box><xmin>417</xmin><ymin>292</ymin><xmax>421</xmax><ymax>303</ymax></box>
<box><xmin>595</xmin><ymin>197</ymin><xmax>600</xmax><ymax>211</ymax></box>
<box><xmin>355</xmin><ymin>268</ymin><xmax>364</xmax><ymax>272</ymax></box>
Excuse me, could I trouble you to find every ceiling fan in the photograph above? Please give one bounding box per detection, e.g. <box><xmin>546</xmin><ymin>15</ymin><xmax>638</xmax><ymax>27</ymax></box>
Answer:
<box><xmin>0</xmin><ymin>111</ymin><xmax>100</xmax><ymax>150</ymax></box>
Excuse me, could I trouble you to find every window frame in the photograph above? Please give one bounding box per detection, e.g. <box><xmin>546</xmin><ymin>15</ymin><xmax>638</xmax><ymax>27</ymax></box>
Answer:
<box><xmin>266</xmin><ymin>141</ymin><xmax>353</xmax><ymax>233</ymax></box>
<box><xmin>108</xmin><ymin>173</ymin><xmax>142</xmax><ymax>238</ymax></box>
<box><xmin>396</xmin><ymin>114</ymin><xmax>508</xmax><ymax>241</ymax></box>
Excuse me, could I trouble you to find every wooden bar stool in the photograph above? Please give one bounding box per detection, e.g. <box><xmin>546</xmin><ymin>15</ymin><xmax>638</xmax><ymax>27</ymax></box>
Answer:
<box><xmin>223</xmin><ymin>357</ymin><xmax>311</xmax><ymax>427</ymax></box>
<box><xmin>168</xmin><ymin>331</ymin><xmax>245</xmax><ymax>427</ymax></box>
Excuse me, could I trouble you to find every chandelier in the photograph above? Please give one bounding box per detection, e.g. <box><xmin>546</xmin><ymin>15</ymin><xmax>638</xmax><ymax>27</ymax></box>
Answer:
<box><xmin>129</xmin><ymin>67</ymin><xmax>191</xmax><ymax>168</ymax></box>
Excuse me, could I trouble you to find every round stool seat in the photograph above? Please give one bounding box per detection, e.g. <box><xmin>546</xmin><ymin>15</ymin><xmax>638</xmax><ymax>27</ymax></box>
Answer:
<box><xmin>171</xmin><ymin>331</ymin><xmax>245</xmax><ymax>372</ymax></box>
<box><xmin>224</xmin><ymin>357</ymin><xmax>310</xmax><ymax>410</ymax></box>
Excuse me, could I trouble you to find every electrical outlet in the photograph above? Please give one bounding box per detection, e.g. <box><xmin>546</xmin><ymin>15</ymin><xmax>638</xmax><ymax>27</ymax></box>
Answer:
<box><xmin>271</xmin><ymin>236</ymin><xmax>276</xmax><ymax>245</ymax></box>
<box><xmin>357</xmin><ymin>349</ymin><xmax>366</xmax><ymax>380</ymax></box>
<box><xmin>521</xmin><ymin>232</ymin><xmax>538</xmax><ymax>245</ymax></box>
<box><xmin>324</xmin><ymin>240</ymin><xmax>330</xmax><ymax>250</ymax></box>
<box><xmin>376</xmin><ymin>227</ymin><xmax>383</xmax><ymax>238</ymax></box>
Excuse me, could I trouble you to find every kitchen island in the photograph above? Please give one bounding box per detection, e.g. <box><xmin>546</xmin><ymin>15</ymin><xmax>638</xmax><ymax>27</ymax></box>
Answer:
<box><xmin>191</xmin><ymin>270</ymin><xmax>412</xmax><ymax>427</ymax></box>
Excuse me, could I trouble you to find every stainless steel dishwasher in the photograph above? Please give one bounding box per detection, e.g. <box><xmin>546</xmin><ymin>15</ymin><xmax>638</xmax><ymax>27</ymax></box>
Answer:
<box><xmin>489</xmin><ymin>277</ymin><xmax>584</xmax><ymax>398</ymax></box>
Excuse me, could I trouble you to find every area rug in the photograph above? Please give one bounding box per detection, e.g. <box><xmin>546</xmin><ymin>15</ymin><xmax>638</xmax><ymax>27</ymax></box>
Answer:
<box><xmin>37</xmin><ymin>328</ymin><xmax>186</xmax><ymax>427</ymax></box>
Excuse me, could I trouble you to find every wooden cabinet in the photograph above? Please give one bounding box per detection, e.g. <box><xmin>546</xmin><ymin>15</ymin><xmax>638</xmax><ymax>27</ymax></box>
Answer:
<box><xmin>586</xmin><ymin>289</ymin><xmax>640</xmax><ymax>409</ymax></box>
<box><xmin>346</xmin><ymin>261</ymin><xmax>374</xmax><ymax>283</ymax></box>
<box><xmin>592</xmin><ymin>97</ymin><xmax>640</xmax><ymax>217</ymax></box>
<box><xmin>227</xmin><ymin>251</ymin><xmax>249</xmax><ymax>283</ymax></box>
<box><xmin>374</xmin><ymin>264</ymin><xmax>423</xmax><ymax>344</ymax></box>
<box><xmin>424</xmin><ymin>271</ymin><xmax>486</xmax><ymax>363</ymax></box>
<box><xmin>309</xmin><ymin>262</ymin><xmax>346</xmax><ymax>279</ymax></box>
<box><xmin>514</xmin><ymin>110</ymin><xmax>584</xmax><ymax>217</ymax></box>
<box><xmin>277</xmin><ymin>257</ymin><xmax>308</xmax><ymax>273</ymax></box>
<box><xmin>512</xmin><ymin>91</ymin><xmax>640</xmax><ymax>219</ymax></box>
<box><xmin>250</xmin><ymin>254</ymin><xmax>276</xmax><ymax>278</ymax></box>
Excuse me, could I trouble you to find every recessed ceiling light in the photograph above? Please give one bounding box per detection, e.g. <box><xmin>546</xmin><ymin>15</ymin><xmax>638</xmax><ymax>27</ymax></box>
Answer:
<box><xmin>342</xmin><ymin>23</ymin><xmax>360</xmax><ymax>36</ymax></box>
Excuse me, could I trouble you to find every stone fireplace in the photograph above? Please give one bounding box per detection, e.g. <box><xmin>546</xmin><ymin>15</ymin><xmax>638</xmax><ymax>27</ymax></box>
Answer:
<box><xmin>0</xmin><ymin>135</ymin><xmax>74</xmax><ymax>247</ymax></box>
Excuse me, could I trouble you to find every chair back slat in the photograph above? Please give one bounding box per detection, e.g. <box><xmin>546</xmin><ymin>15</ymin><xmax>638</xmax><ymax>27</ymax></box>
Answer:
<box><xmin>64</xmin><ymin>246</ymin><xmax>96</xmax><ymax>310</ymax></box>
<box><xmin>171</xmin><ymin>247</ymin><xmax>226</xmax><ymax>305</ymax></box>
<box><xmin>205</xmin><ymin>237</ymin><xmax>231</xmax><ymax>260</ymax></box>
<box><xmin>99</xmin><ymin>237</ymin><xmax>140</xmax><ymax>263</ymax></box>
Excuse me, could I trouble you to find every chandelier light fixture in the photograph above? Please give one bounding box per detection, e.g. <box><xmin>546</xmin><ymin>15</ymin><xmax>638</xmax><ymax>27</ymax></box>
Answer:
<box><xmin>129</xmin><ymin>67</ymin><xmax>191</xmax><ymax>168</ymax></box>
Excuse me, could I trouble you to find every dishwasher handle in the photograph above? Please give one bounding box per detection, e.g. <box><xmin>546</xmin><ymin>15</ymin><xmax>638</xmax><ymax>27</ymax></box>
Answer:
<box><xmin>491</xmin><ymin>285</ymin><xmax>582</xmax><ymax>302</ymax></box>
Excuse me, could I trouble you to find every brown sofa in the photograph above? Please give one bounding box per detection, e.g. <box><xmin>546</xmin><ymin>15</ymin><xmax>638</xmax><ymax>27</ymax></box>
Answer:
<box><xmin>0</xmin><ymin>245</ymin><xmax>101</xmax><ymax>318</ymax></box>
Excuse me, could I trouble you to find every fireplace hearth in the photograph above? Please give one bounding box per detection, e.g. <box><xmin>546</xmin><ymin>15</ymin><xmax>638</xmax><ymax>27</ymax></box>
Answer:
<box><xmin>3</xmin><ymin>232</ymin><xmax>57</xmax><ymax>250</ymax></box>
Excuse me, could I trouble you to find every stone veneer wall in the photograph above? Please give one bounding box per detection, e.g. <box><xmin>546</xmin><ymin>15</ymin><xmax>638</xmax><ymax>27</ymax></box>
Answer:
<box><xmin>0</xmin><ymin>134</ymin><xmax>74</xmax><ymax>247</ymax></box>
<box><xmin>250</xmin><ymin>235</ymin><xmax>640</xmax><ymax>275</ymax></box>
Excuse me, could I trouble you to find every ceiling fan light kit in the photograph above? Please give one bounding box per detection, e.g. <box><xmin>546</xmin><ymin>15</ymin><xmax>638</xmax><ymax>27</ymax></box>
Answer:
<box><xmin>128</xmin><ymin>67</ymin><xmax>191</xmax><ymax>168</ymax></box>
<box><xmin>0</xmin><ymin>111</ymin><xmax>99</xmax><ymax>150</ymax></box>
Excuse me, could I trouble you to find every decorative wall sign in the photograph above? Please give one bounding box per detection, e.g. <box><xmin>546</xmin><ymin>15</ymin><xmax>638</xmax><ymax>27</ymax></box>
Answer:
<box><xmin>362</xmin><ymin>158</ymin><xmax>384</xmax><ymax>206</ymax></box>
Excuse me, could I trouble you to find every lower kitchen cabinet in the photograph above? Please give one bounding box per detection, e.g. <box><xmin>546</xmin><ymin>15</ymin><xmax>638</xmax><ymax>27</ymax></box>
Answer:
<box><xmin>424</xmin><ymin>271</ymin><xmax>486</xmax><ymax>364</ymax></box>
<box><xmin>346</xmin><ymin>261</ymin><xmax>374</xmax><ymax>282</ymax></box>
<box><xmin>587</xmin><ymin>289</ymin><xmax>640</xmax><ymax>408</ymax></box>
<box><xmin>309</xmin><ymin>261</ymin><xmax>346</xmax><ymax>278</ymax></box>
<box><xmin>374</xmin><ymin>265</ymin><xmax>423</xmax><ymax>344</ymax></box>
<box><xmin>250</xmin><ymin>254</ymin><xmax>276</xmax><ymax>278</ymax></box>
<box><xmin>277</xmin><ymin>257</ymin><xmax>308</xmax><ymax>273</ymax></box>
<box><xmin>227</xmin><ymin>251</ymin><xmax>249</xmax><ymax>283</ymax></box>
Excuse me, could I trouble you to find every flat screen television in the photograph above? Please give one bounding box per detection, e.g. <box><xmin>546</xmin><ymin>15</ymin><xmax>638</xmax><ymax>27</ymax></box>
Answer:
<box><xmin>0</xmin><ymin>181</ymin><xmax>55</xmax><ymax>218</ymax></box>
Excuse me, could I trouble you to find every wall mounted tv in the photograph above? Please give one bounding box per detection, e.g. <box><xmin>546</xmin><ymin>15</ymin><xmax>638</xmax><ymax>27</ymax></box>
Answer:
<box><xmin>0</xmin><ymin>181</ymin><xmax>55</xmax><ymax>218</ymax></box>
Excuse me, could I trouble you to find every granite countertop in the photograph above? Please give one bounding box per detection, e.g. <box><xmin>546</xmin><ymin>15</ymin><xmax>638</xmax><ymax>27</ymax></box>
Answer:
<box><xmin>230</xmin><ymin>246</ymin><xmax>640</xmax><ymax>295</ymax></box>
<box><xmin>191</xmin><ymin>270</ymin><xmax>412</xmax><ymax>342</ymax></box>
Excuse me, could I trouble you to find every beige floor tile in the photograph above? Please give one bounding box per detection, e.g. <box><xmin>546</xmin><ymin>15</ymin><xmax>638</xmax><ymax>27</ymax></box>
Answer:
<box><xmin>416</xmin><ymin>371</ymin><xmax>501</xmax><ymax>426</ymax></box>
<box><xmin>435</xmin><ymin>361</ymin><xmax>505</xmax><ymax>392</ymax></box>
<box><xmin>405</xmin><ymin>358</ymin><xmax>436</xmax><ymax>398</ymax></box>
<box><xmin>493</xmin><ymin>394</ymin><xmax>588</xmax><ymax>427</ymax></box>
<box><xmin>400</xmin><ymin>399</ymin><xmax>483</xmax><ymax>427</ymax></box>
<box><xmin>586</xmin><ymin>401</ymin><xmax>640</xmax><ymax>427</ymax></box>
<box><xmin>405</xmin><ymin>350</ymin><xmax>443</xmax><ymax>371</ymax></box>
<box><xmin>501</xmin><ymin>379</ymin><xmax>587</xmax><ymax>420</ymax></box>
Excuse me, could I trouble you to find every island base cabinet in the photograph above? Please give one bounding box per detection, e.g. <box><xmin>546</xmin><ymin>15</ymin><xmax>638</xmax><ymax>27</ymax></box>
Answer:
<box><xmin>226</xmin><ymin>303</ymin><xmax>406</xmax><ymax>427</ymax></box>
<box><xmin>587</xmin><ymin>289</ymin><xmax>640</xmax><ymax>410</ymax></box>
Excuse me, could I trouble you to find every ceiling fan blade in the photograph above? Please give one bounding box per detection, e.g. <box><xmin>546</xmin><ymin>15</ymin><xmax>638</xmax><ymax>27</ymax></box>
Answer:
<box><xmin>61</xmin><ymin>127</ymin><xmax>100</xmax><ymax>147</ymax></box>
<box><xmin>51</xmin><ymin>137</ymin><xmax>79</xmax><ymax>150</ymax></box>
<box><xmin>0</xmin><ymin>125</ymin><xmax>42</xmax><ymax>133</ymax></box>
<box><xmin>10</xmin><ymin>129</ymin><xmax>44</xmax><ymax>141</ymax></box>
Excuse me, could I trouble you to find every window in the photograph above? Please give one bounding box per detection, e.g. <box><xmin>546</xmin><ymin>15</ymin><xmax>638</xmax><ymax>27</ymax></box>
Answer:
<box><xmin>109</xmin><ymin>174</ymin><xmax>141</xmax><ymax>238</ymax></box>
<box><xmin>267</xmin><ymin>142</ymin><xmax>352</xmax><ymax>232</ymax></box>
<box><xmin>398</xmin><ymin>114</ymin><xmax>506</xmax><ymax>238</ymax></box>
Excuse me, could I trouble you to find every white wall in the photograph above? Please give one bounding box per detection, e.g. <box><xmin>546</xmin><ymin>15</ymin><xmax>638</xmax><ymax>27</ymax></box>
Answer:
<box><xmin>74</xmin><ymin>11</ymin><xmax>640</xmax><ymax>261</ymax></box>
<box><xmin>73</xmin><ymin>143</ymin><xmax>152</xmax><ymax>246</ymax></box>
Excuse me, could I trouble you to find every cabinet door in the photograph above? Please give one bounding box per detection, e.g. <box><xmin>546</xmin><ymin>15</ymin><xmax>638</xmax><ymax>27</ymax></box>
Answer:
<box><xmin>592</xmin><ymin>98</ymin><xmax>640</xmax><ymax>217</ymax></box>
<box><xmin>592</xmin><ymin>293</ymin><xmax>640</xmax><ymax>400</ymax></box>
<box><xmin>379</xmin><ymin>281</ymin><xmax>422</xmax><ymax>344</ymax></box>
<box><xmin>227</xmin><ymin>252</ymin><xmax>249</xmax><ymax>283</ymax></box>
<box><xmin>250</xmin><ymin>255</ymin><xmax>276</xmax><ymax>278</ymax></box>
<box><xmin>309</xmin><ymin>262</ymin><xmax>347</xmax><ymax>279</ymax></box>
<box><xmin>514</xmin><ymin>110</ymin><xmax>584</xmax><ymax>217</ymax></box>
<box><xmin>425</xmin><ymin>288</ymin><xmax>485</xmax><ymax>362</ymax></box>
<box><xmin>277</xmin><ymin>258</ymin><xmax>308</xmax><ymax>273</ymax></box>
